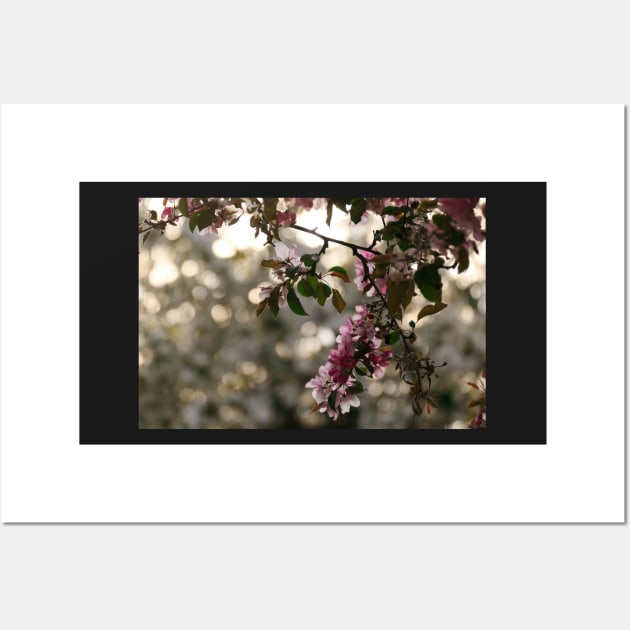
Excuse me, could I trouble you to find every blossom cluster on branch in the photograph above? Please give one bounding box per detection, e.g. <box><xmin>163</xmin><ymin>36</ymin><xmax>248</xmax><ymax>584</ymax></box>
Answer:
<box><xmin>138</xmin><ymin>195</ymin><xmax>486</xmax><ymax>427</ymax></box>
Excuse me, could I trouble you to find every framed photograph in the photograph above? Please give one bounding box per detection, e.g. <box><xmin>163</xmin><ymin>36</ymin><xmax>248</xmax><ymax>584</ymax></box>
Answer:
<box><xmin>80</xmin><ymin>181</ymin><xmax>545</xmax><ymax>445</ymax></box>
<box><xmin>3</xmin><ymin>104</ymin><xmax>622</xmax><ymax>522</ymax></box>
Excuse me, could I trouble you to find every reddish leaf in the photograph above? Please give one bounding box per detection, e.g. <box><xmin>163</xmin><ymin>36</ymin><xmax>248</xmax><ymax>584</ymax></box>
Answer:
<box><xmin>417</xmin><ymin>302</ymin><xmax>448</xmax><ymax>321</ymax></box>
<box><xmin>261</xmin><ymin>259</ymin><xmax>280</xmax><ymax>268</ymax></box>
<box><xmin>332</xmin><ymin>289</ymin><xmax>346</xmax><ymax>313</ymax></box>
<box><xmin>370</xmin><ymin>254</ymin><xmax>396</xmax><ymax>264</ymax></box>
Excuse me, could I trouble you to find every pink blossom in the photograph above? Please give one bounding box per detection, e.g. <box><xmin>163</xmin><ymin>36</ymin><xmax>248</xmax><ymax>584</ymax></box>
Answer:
<box><xmin>353</xmin><ymin>251</ymin><xmax>387</xmax><ymax>297</ymax></box>
<box><xmin>437</xmin><ymin>198</ymin><xmax>483</xmax><ymax>240</ymax></box>
<box><xmin>305</xmin><ymin>365</ymin><xmax>331</xmax><ymax>404</ymax></box>
<box><xmin>306</xmin><ymin>304</ymin><xmax>394</xmax><ymax>420</ymax></box>
<box><xmin>275</xmin><ymin>241</ymin><xmax>299</xmax><ymax>263</ymax></box>
<box><xmin>277</xmin><ymin>211</ymin><xmax>296</xmax><ymax>227</ymax></box>
<box><xmin>470</xmin><ymin>411</ymin><xmax>486</xmax><ymax>429</ymax></box>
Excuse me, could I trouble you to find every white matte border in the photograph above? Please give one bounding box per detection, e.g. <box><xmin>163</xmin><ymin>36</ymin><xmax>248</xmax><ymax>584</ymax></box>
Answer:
<box><xmin>1</xmin><ymin>104</ymin><xmax>624</xmax><ymax>522</ymax></box>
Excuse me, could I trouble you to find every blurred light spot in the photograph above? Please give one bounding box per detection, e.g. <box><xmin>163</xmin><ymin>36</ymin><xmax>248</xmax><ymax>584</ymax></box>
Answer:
<box><xmin>383</xmin><ymin>380</ymin><xmax>397</xmax><ymax>396</ymax></box>
<box><xmin>219</xmin><ymin>405</ymin><xmax>244</xmax><ymax>423</ymax></box>
<box><xmin>165</xmin><ymin>308</ymin><xmax>181</xmax><ymax>326</ymax></box>
<box><xmin>178</xmin><ymin>301</ymin><xmax>195</xmax><ymax>323</ymax></box>
<box><xmin>165</xmin><ymin>221</ymin><xmax>184</xmax><ymax>240</ymax></box>
<box><xmin>275</xmin><ymin>341</ymin><xmax>293</xmax><ymax>358</ymax></box>
<box><xmin>470</xmin><ymin>284</ymin><xmax>481</xmax><ymax>300</ymax></box>
<box><xmin>149</xmin><ymin>244</ymin><xmax>171</xmax><ymax>262</ymax></box>
<box><xmin>138</xmin><ymin>250</ymin><xmax>151</xmax><ymax>278</ymax></box>
<box><xmin>232</xmin><ymin>263</ymin><xmax>249</xmax><ymax>282</ymax></box>
<box><xmin>179</xmin><ymin>387</ymin><xmax>196</xmax><ymax>403</ymax></box>
<box><xmin>141</xmin><ymin>292</ymin><xmax>161</xmax><ymax>314</ymax></box>
<box><xmin>248</xmin><ymin>287</ymin><xmax>262</xmax><ymax>304</ymax></box>
<box><xmin>368</xmin><ymin>382</ymin><xmax>384</xmax><ymax>397</ymax></box>
<box><xmin>317</xmin><ymin>327</ymin><xmax>335</xmax><ymax>347</ymax></box>
<box><xmin>211</xmin><ymin>304</ymin><xmax>232</xmax><ymax>324</ymax></box>
<box><xmin>296</xmin><ymin>337</ymin><xmax>322</xmax><ymax>358</ymax></box>
<box><xmin>301</xmin><ymin>321</ymin><xmax>318</xmax><ymax>336</ymax></box>
<box><xmin>458</xmin><ymin>305</ymin><xmax>475</xmax><ymax>324</ymax></box>
<box><xmin>238</xmin><ymin>361</ymin><xmax>258</xmax><ymax>376</ymax></box>
<box><xmin>200</xmin><ymin>270</ymin><xmax>220</xmax><ymax>289</ymax></box>
<box><xmin>149</xmin><ymin>261</ymin><xmax>179</xmax><ymax>287</ymax></box>
<box><xmin>212</xmin><ymin>239</ymin><xmax>237</xmax><ymax>258</ymax></box>
<box><xmin>377</xmin><ymin>398</ymin><xmax>395</xmax><ymax>413</ymax></box>
<box><xmin>192</xmin><ymin>285</ymin><xmax>208</xmax><ymax>301</ymax></box>
<box><xmin>181</xmin><ymin>259</ymin><xmax>199</xmax><ymax>277</ymax></box>
<box><xmin>252</xmin><ymin>367</ymin><xmax>268</xmax><ymax>384</ymax></box>
<box><xmin>234</xmin><ymin>308</ymin><xmax>252</xmax><ymax>324</ymax></box>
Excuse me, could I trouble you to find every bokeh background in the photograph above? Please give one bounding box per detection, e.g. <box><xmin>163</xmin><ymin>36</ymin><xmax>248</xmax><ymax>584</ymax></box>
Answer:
<box><xmin>139</xmin><ymin>198</ymin><xmax>485</xmax><ymax>429</ymax></box>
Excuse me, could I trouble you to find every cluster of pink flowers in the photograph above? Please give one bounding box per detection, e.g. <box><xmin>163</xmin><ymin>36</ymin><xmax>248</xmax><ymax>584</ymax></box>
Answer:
<box><xmin>426</xmin><ymin>197</ymin><xmax>485</xmax><ymax>257</ymax></box>
<box><xmin>277</xmin><ymin>210</ymin><xmax>296</xmax><ymax>227</ymax></box>
<box><xmin>353</xmin><ymin>251</ymin><xmax>387</xmax><ymax>297</ymax></box>
<box><xmin>437</xmin><ymin>198</ymin><xmax>484</xmax><ymax>241</ymax></box>
<box><xmin>306</xmin><ymin>304</ymin><xmax>393</xmax><ymax>420</ymax></box>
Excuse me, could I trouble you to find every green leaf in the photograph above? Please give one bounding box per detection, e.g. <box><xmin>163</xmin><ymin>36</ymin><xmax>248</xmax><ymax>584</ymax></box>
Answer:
<box><xmin>315</xmin><ymin>282</ymin><xmax>332</xmax><ymax>306</ymax></box>
<box><xmin>457</xmin><ymin>247</ymin><xmax>470</xmax><ymax>273</ymax></box>
<box><xmin>384</xmin><ymin>331</ymin><xmax>400</xmax><ymax>344</ymax></box>
<box><xmin>332</xmin><ymin>288</ymin><xmax>346</xmax><ymax>313</ymax></box>
<box><xmin>326</xmin><ymin>199</ymin><xmax>333</xmax><ymax>227</ymax></box>
<box><xmin>432</xmin><ymin>213</ymin><xmax>449</xmax><ymax>230</ymax></box>
<box><xmin>350</xmin><ymin>198</ymin><xmax>367</xmax><ymax>224</ymax></box>
<box><xmin>333</xmin><ymin>198</ymin><xmax>349</xmax><ymax>212</ymax></box>
<box><xmin>190</xmin><ymin>207</ymin><xmax>215</xmax><ymax>233</ymax></box>
<box><xmin>306</xmin><ymin>274</ymin><xmax>319</xmax><ymax>293</ymax></box>
<box><xmin>263</xmin><ymin>198</ymin><xmax>278</xmax><ymax>220</ymax></box>
<box><xmin>414</xmin><ymin>264</ymin><xmax>441</xmax><ymax>287</ymax></box>
<box><xmin>300</xmin><ymin>254</ymin><xmax>317</xmax><ymax>268</ymax></box>
<box><xmin>178</xmin><ymin>198</ymin><xmax>190</xmax><ymax>218</ymax></box>
<box><xmin>149</xmin><ymin>210</ymin><xmax>158</xmax><ymax>221</ymax></box>
<box><xmin>317</xmin><ymin>282</ymin><xmax>328</xmax><ymax>306</ymax></box>
<box><xmin>348</xmin><ymin>381</ymin><xmax>364</xmax><ymax>394</ymax></box>
<box><xmin>268</xmin><ymin>286</ymin><xmax>280</xmax><ymax>318</ymax></box>
<box><xmin>328</xmin><ymin>391</ymin><xmax>337</xmax><ymax>410</ymax></box>
<box><xmin>142</xmin><ymin>231</ymin><xmax>152</xmax><ymax>245</ymax></box>
<box><xmin>382</xmin><ymin>205</ymin><xmax>404</xmax><ymax>216</ymax></box>
<box><xmin>297</xmin><ymin>279</ymin><xmax>314</xmax><ymax>297</ymax></box>
<box><xmin>417</xmin><ymin>302</ymin><xmax>448</xmax><ymax>321</ymax></box>
<box><xmin>287</xmin><ymin>288</ymin><xmax>309</xmax><ymax>316</ymax></box>
<box><xmin>414</xmin><ymin>264</ymin><xmax>443</xmax><ymax>303</ymax></box>
<box><xmin>328</xmin><ymin>266</ymin><xmax>350</xmax><ymax>283</ymax></box>
<box><xmin>419</xmin><ymin>283</ymin><xmax>442</xmax><ymax>303</ymax></box>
